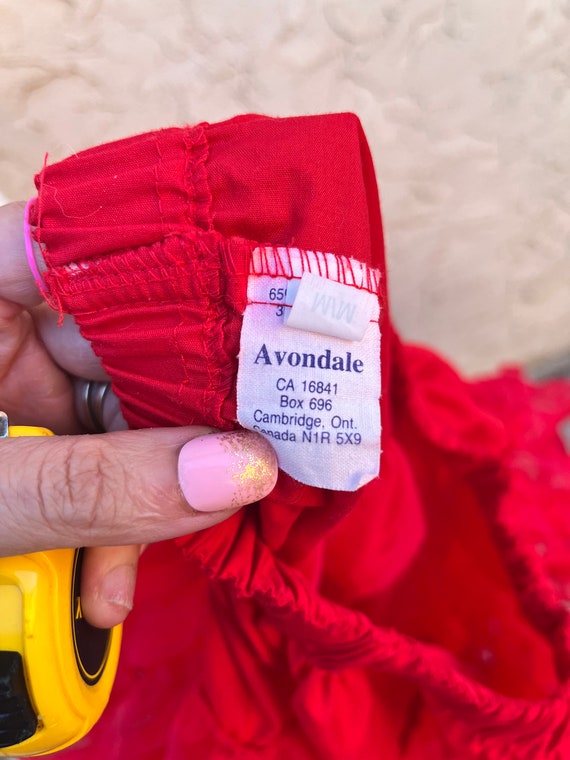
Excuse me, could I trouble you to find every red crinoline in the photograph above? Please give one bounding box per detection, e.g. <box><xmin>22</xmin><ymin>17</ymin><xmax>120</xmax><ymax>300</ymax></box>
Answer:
<box><xmin>30</xmin><ymin>114</ymin><xmax>570</xmax><ymax>759</ymax></box>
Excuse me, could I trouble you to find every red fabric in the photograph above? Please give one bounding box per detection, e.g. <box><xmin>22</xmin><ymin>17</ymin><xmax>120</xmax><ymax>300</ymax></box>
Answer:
<box><xmin>30</xmin><ymin>114</ymin><xmax>570</xmax><ymax>759</ymax></box>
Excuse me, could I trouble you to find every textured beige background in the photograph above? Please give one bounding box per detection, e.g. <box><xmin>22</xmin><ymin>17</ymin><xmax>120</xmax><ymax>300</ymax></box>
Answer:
<box><xmin>1</xmin><ymin>0</ymin><xmax>569</xmax><ymax>375</ymax></box>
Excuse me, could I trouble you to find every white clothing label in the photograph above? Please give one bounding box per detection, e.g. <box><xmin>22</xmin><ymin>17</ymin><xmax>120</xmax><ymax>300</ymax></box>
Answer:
<box><xmin>285</xmin><ymin>271</ymin><xmax>377</xmax><ymax>341</ymax></box>
<box><xmin>236</xmin><ymin>247</ymin><xmax>381</xmax><ymax>492</ymax></box>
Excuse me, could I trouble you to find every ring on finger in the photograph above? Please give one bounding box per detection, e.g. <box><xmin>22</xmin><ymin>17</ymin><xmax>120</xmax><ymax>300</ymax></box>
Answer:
<box><xmin>76</xmin><ymin>379</ymin><xmax>111</xmax><ymax>433</ymax></box>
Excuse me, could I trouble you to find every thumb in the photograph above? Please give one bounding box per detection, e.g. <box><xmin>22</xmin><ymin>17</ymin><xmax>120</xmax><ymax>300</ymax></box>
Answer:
<box><xmin>0</xmin><ymin>427</ymin><xmax>278</xmax><ymax>556</ymax></box>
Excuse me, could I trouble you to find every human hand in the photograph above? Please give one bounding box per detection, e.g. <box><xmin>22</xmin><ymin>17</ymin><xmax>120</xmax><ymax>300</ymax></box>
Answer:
<box><xmin>0</xmin><ymin>201</ymin><xmax>278</xmax><ymax>628</ymax></box>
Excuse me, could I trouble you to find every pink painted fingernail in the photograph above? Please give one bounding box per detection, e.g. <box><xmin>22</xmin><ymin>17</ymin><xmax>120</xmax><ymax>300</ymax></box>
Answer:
<box><xmin>178</xmin><ymin>431</ymin><xmax>278</xmax><ymax>512</ymax></box>
<box><xmin>23</xmin><ymin>198</ymin><xmax>48</xmax><ymax>299</ymax></box>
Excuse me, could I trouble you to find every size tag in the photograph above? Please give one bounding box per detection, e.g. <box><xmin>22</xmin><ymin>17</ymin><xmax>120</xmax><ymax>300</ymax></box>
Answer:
<box><xmin>236</xmin><ymin>247</ymin><xmax>381</xmax><ymax>492</ymax></box>
<box><xmin>286</xmin><ymin>272</ymin><xmax>377</xmax><ymax>341</ymax></box>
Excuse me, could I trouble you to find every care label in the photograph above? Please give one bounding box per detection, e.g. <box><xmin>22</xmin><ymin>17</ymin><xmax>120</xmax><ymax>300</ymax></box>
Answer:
<box><xmin>237</xmin><ymin>247</ymin><xmax>381</xmax><ymax>492</ymax></box>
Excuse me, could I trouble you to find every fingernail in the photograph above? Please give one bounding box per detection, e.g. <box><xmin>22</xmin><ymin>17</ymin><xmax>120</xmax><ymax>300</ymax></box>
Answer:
<box><xmin>178</xmin><ymin>431</ymin><xmax>278</xmax><ymax>512</ymax></box>
<box><xmin>100</xmin><ymin>564</ymin><xmax>136</xmax><ymax>610</ymax></box>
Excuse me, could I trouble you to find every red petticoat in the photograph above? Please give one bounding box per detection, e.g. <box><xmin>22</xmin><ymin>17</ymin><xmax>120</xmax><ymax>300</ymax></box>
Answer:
<box><xmin>31</xmin><ymin>114</ymin><xmax>570</xmax><ymax>759</ymax></box>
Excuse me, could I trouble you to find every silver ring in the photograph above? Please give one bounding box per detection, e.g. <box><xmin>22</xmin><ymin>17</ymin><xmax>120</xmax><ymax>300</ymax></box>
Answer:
<box><xmin>77</xmin><ymin>380</ymin><xmax>111</xmax><ymax>433</ymax></box>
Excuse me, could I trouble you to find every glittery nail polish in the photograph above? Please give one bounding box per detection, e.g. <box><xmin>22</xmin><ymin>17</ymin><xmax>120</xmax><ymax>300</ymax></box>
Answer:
<box><xmin>177</xmin><ymin>431</ymin><xmax>278</xmax><ymax>512</ymax></box>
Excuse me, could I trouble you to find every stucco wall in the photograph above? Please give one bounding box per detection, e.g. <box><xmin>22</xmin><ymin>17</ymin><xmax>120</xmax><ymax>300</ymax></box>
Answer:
<box><xmin>1</xmin><ymin>0</ymin><xmax>568</xmax><ymax>375</ymax></box>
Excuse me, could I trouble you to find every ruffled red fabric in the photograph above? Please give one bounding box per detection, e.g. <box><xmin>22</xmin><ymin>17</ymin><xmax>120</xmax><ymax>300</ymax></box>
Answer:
<box><xmin>30</xmin><ymin>114</ymin><xmax>570</xmax><ymax>759</ymax></box>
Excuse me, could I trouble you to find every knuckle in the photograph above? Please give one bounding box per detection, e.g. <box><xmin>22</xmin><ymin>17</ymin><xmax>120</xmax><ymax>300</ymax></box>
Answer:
<box><xmin>36</xmin><ymin>437</ymin><xmax>123</xmax><ymax>535</ymax></box>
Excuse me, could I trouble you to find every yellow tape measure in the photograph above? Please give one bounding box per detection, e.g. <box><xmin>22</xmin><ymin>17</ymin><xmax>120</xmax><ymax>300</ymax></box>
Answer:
<box><xmin>0</xmin><ymin>415</ymin><xmax>121</xmax><ymax>756</ymax></box>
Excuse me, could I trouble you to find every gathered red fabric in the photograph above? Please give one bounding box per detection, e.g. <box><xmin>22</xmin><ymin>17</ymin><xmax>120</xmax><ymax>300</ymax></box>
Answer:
<box><xmin>30</xmin><ymin>114</ymin><xmax>570</xmax><ymax>759</ymax></box>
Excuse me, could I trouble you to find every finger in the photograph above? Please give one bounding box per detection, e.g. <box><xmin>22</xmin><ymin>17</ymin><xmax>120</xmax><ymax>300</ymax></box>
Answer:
<box><xmin>0</xmin><ymin>427</ymin><xmax>278</xmax><ymax>556</ymax></box>
<box><xmin>5</xmin><ymin>195</ymin><xmax>110</xmax><ymax>380</ymax></box>
<box><xmin>0</xmin><ymin>202</ymin><xmax>109</xmax><ymax>385</ymax></box>
<box><xmin>80</xmin><ymin>544</ymin><xmax>141</xmax><ymax>628</ymax></box>
<box><xmin>0</xmin><ymin>201</ymin><xmax>44</xmax><ymax>308</ymax></box>
<box><xmin>33</xmin><ymin>304</ymin><xmax>109</xmax><ymax>381</ymax></box>
<box><xmin>0</xmin><ymin>305</ymin><xmax>80</xmax><ymax>434</ymax></box>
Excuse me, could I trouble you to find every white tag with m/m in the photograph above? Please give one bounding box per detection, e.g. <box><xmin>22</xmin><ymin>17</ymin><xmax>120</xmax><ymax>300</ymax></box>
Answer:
<box><xmin>285</xmin><ymin>271</ymin><xmax>377</xmax><ymax>341</ymax></box>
